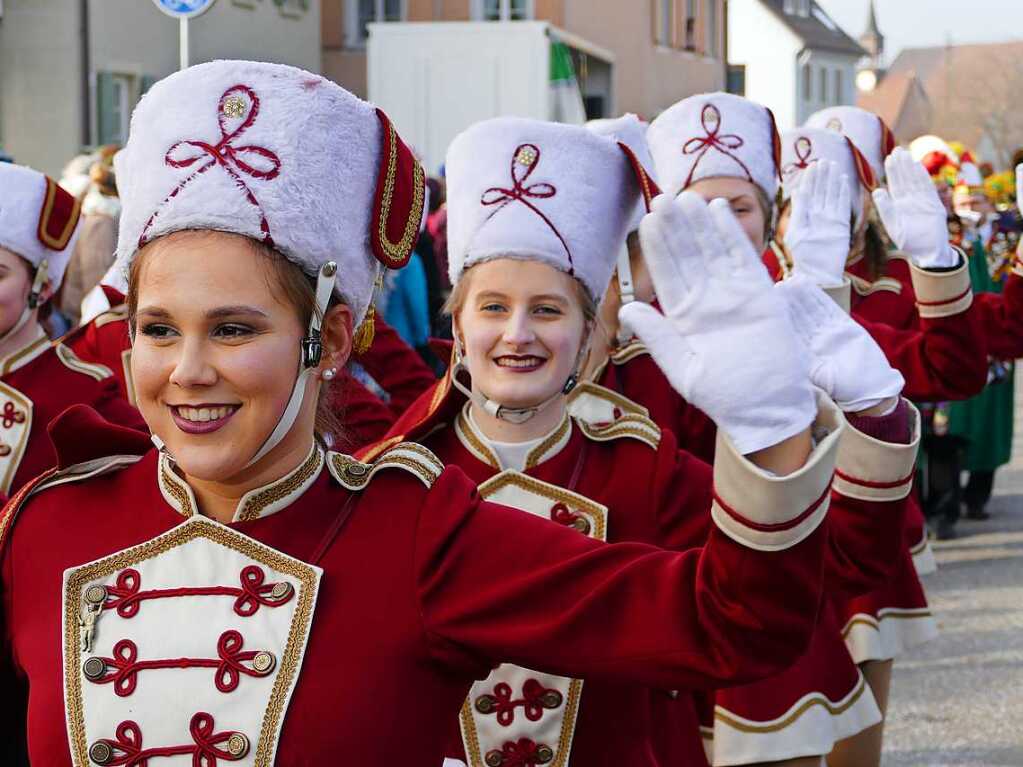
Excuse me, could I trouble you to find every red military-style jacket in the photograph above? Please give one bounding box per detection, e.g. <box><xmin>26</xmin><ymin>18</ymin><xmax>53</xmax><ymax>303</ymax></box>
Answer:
<box><xmin>62</xmin><ymin>304</ymin><xmax>136</xmax><ymax>405</ymax></box>
<box><xmin>365</xmin><ymin>364</ymin><xmax>917</xmax><ymax>766</ymax></box>
<box><xmin>971</xmin><ymin>258</ymin><xmax>1023</xmax><ymax>361</ymax></box>
<box><xmin>0</xmin><ymin>329</ymin><xmax>144</xmax><ymax>498</ymax></box>
<box><xmin>0</xmin><ymin>403</ymin><xmax>836</xmax><ymax>766</ymax></box>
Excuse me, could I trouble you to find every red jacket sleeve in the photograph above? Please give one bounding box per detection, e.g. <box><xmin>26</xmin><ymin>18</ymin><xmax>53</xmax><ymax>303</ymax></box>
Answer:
<box><xmin>417</xmin><ymin>401</ymin><xmax>843</xmax><ymax>692</ymax></box>
<box><xmin>973</xmin><ymin>269</ymin><xmax>1023</xmax><ymax>361</ymax></box>
<box><xmin>854</xmin><ymin>260</ymin><xmax>987</xmax><ymax>401</ymax></box>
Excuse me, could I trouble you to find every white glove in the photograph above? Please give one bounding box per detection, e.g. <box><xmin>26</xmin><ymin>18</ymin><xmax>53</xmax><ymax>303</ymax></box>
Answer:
<box><xmin>621</xmin><ymin>191</ymin><xmax>817</xmax><ymax>455</ymax></box>
<box><xmin>785</xmin><ymin>159</ymin><xmax>852</xmax><ymax>288</ymax></box>
<box><xmin>776</xmin><ymin>275</ymin><xmax>904</xmax><ymax>412</ymax></box>
<box><xmin>872</xmin><ymin>147</ymin><xmax>959</xmax><ymax>269</ymax></box>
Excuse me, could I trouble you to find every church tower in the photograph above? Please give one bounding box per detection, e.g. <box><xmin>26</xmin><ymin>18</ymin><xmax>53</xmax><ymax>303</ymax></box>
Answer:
<box><xmin>859</xmin><ymin>0</ymin><xmax>885</xmax><ymax>67</ymax></box>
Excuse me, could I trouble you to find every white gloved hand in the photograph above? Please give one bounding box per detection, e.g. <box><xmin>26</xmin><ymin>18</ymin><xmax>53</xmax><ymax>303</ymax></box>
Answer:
<box><xmin>785</xmin><ymin>159</ymin><xmax>852</xmax><ymax>288</ymax></box>
<box><xmin>621</xmin><ymin>191</ymin><xmax>817</xmax><ymax>455</ymax></box>
<box><xmin>776</xmin><ymin>275</ymin><xmax>905</xmax><ymax>412</ymax></box>
<box><xmin>872</xmin><ymin>147</ymin><xmax>958</xmax><ymax>270</ymax></box>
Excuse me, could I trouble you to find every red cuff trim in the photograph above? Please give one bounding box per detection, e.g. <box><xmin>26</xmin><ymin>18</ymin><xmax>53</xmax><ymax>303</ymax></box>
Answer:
<box><xmin>712</xmin><ymin>480</ymin><xmax>831</xmax><ymax>534</ymax></box>
<box><xmin>916</xmin><ymin>285</ymin><xmax>971</xmax><ymax>308</ymax></box>
<box><xmin>833</xmin><ymin>468</ymin><xmax>915</xmax><ymax>490</ymax></box>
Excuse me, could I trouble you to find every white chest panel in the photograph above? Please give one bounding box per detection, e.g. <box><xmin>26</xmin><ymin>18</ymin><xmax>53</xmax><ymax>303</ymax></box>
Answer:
<box><xmin>0</xmin><ymin>379</ymin><xmax>32</xmax><ymax>495</ymax></box>
<box><xmin>62</xmin><ymin>515</ymin><xmax>321</xmax><ymax>767</ymax></box>
<box><xmin>460</xmin><ymin>471</ymin><xmax>608</xmax><ymax>767</ymax></box>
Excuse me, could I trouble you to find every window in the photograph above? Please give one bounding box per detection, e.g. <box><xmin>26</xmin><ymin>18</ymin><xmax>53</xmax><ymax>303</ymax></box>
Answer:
<box><xmin>834</xmin><ymin>68</ymin><xmax>843</xmax><ymax>104</ymax></box>
<box><xmin>654</xmin><ymin>0</ymin><xmax>672</xmax><ymax>46</ymax></box>
<box><xmin>819</xmin><ymin>66</ymin><xmax>828</xmax><ymax>103</ymax></box>
<box><xmin>475</xmin><ymin>0</ymin><xmax>533</xmax><ymax>20</ymax></box>
<box><xmin>802</xmin><ymin>63</ymin><xmax>812</xmax><ymax>101</ymax></box>
<box><xmin>684</xmin><ymin>0</ymin><xmax>697</xmax><ymax>51</ymax></box>
<box><xmin>706</xmin><ymin>0</ymin><xmax>718</xmax><ymax>57</ymax></box>
<box><xmin>97</xmin><ymin>73</ymin><xmax>133</xmax><ymax>145</ymax></box>
<box><xmin>345</xmin><ymin>0</ymin><xmax>404</xmax><ymax>48</ymax></box>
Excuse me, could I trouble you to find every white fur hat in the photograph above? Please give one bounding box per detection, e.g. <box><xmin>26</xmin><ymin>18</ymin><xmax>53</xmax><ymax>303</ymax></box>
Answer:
<box><xmin>805</xmin><ymin>106</ymin><xmax>896</xmax><ymax>183</ymax></box>
<box><xmin>781</xmin><ymin>127</ymin><xmax>877</xmax><ymax>223</ymax></box>
<box><xmin>0</xmin><ymin>163</ymin><xmax>82</xmax><ymax>289</ymax></box>
<box><xmin>647</xmin><ymin>92</ymin><xmax>782</xmax><ymax>202</ymax></box>
<box><xmin>115</xmin><ymin>60</ymin><xmax>425</xmax><ymax>325</ymax></box>
<box><xmin>586</xmin><ymin>114</ymin><xmax>657</xmax><ymax>232</ymax></box>
<box><xmin>446</xmin><ymin>117</ymin><xmax>655</xmax><ymax>302</ymax></box>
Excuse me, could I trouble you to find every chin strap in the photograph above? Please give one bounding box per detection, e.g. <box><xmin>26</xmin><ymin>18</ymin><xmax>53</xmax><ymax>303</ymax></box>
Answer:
<box><xmin>615</xmin><ymin>239</ymin><xmax>636</xmax><ymax>344</ymax></box>
<box><xmin>243</xmin><ymin>261</ymin><xmax>337</xmax><ymax>468</ymax></box>
<box><xmin>0</xmin><ymin>261</ymin><xmax>48</xmax><ymax>347</ymax></box>
<box><xmin>448</xmin><ymin>340</ymin><xmax>581</xmax><ymax>426</ymax></box>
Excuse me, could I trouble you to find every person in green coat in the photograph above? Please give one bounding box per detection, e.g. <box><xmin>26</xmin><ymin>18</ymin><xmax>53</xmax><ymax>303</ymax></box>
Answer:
<box><xmin>949</xmin><ymin>193</ymin><xmax>1017</xmax><ymax>520</ymax></box>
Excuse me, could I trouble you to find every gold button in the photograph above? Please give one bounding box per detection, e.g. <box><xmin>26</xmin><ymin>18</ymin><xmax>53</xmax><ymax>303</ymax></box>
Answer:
<box><xmin>82</xmin><ymin>657</ymin><xmax>107</xmax><ymax>681</ymax></box>
<box><xmin>571</xmin><ymin>517</ymin><xmax>591</xmax><ymax>535</ymax></box>
<box><xmin>84</xmin><ymin>585</ymin><xmax>107</xmax><ymax>606</ymax></box>
<box><xmin>223</xmin><ymin>95</ymin><xmax>246</xmax><ymax>119</ymax></box>
<box><xmin>346</xmin><ymin>462</ymin><xmax>368</xmax><ymax>477</ymax></box>
<box><xmin>474</xmin><ymin>694</ymin><xmax>496</xmax><ymax>714</ymax></box>
<box><xmin>540</xmin><ymin>690</ymin><xmax>563</xmax><ymax>709</ymax></box>
<box><xmin>536</xmin><ymin>744</ymin><xmax>555</xmax><ymax>763</ymax></box>
<box><xmin>89</xmin><ymin>741</ymin><xmax>113</xmax><ymax>765</ymax></box>
<box><xmin>270</xmin><ymin>581</ymin><xmax>293</xmax><ymax>600</ymax></box>
<box><xmin>252</xmin><ymin>651</ymin><xmax>276</xmax><ymax>674</ymax></box>
<box><xmin>484</xmin><ymin>751</ymin><xmax>504</xmax><ymax>767</ymax></box>
<box><xmin>225</xmin><ymin>733</ymin><xmax>250</xmax><ymax>758</ymax></box>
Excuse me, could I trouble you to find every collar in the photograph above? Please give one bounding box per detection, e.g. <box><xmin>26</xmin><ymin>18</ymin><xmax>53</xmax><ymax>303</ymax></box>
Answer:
<box><xmin>455</xmin><ymin>402</ymin><xmax>572</xmax><ymax>472</ymax></box>
<box><xmin>0</xmin><ymin>327</ymin><xmax>50</xmax><ymax>376</ymax></box>
<box><xmin>158</xmin><ymin>441</ymin><xmax>325</xmax><ymax>522</ymax></box>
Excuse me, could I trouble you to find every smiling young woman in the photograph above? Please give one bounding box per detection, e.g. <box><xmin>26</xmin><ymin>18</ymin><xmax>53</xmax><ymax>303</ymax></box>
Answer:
<box><xmin>359</xmin><ymin>115</ymin><xmax>924</xmax><ymax>767</ymax></box>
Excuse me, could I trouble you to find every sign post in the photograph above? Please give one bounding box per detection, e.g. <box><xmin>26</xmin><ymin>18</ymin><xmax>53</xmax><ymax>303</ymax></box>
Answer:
<box><xmin>150</xmin><ymin>0</ymin><xmax>219</xmax><ymax>70</ymax></box>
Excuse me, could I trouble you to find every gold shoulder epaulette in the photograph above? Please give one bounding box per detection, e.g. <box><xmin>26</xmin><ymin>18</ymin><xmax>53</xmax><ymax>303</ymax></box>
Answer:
<box><xmin>610</xmin><ymin>340</ymin><xmax>649</xmax><ymax>365</ymax></box>
<box><xmin>93</xmin><ymin>304</ymin><xmax>130</xmax><ymax>328</ymax></box>
<box><xmin>328</xmin><ymin>442</ymin><xmax>444</xmax><ymax>490</ymax></box>
<box><xmin>577</xmin><ymin>412</ymin><xmax>661</xmax><ymax>451</ymax></box>
<box><xmin>848</xmin><ymin>273</ymin><xmax>903</xmax><ymax>297</ymax></box>
<box><xmin>54</xmin><ymin>343</ymin><xmax>114</xmax><ymax>381</ymax></box>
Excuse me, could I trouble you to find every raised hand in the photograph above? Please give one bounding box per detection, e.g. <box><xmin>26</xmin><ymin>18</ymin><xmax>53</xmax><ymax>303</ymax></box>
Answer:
<box><xmin>785</xmin><ymin>160</ymin><xmax>852</xmax><ymax>287</ymax></box>
<box><xmin>872</xmin><ymin>147</ymin><xmax>959</xmax><ymax>269</ymax></box>
<box><xmin>776</xmin><ymin>275</ymin><xmax>904</xmax><ymax>413</ymax></box>
<box><xmin>620</xmin><ymin>191</ymin><xmax>817</xmax><ymax>455</ymax></box>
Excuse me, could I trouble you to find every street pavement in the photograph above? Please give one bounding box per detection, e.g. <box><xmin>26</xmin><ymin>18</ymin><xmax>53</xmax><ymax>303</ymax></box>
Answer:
<box><xmin>884</xmin><ymin>375</ymin><xmax>1023</xmax><ymax>765</ymax></box>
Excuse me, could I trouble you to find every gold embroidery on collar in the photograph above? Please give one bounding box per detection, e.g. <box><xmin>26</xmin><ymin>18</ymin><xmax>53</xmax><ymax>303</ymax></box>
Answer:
<box><xmin>159</xmin><ymin>454</ymin><xmax>196</xmax><ymax>517</ymax></box>
<box><xmin>524</xmin><ymin>415</ymin><xmax>571</xmax><ymax>469</ymax></box>
<box><xmin>63</xmin><ymin>518</ymin><xmax>318</xmax><ymax>767</ymax></box>
<box><xmin>0</xmin><ymin>332</ymin><xmax>49</xmax><ymax>376</ymax></box>
<box><xmin>456</xmin><ymin>407</ymin><xmax>500</xmax><ymax>469</ymax></box>
<box><xmin>235</xmin><ymin>444</ymin><xmax>324</xmax><ymax>522</ymax></box>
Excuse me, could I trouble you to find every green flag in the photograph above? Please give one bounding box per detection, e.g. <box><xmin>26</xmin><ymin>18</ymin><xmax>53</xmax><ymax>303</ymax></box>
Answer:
<box><xmin>549</xmin><ymin>40</ymin><xmax>587</xmax><ymax>125</ymax></box>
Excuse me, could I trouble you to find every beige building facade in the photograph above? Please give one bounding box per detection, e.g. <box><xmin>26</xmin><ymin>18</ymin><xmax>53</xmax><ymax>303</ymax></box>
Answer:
<box><xmin>323</xmin><ymin>0</ymin><xmax>727</xmax><ymax>120</ymax></box>
<box><xmin>0</xmin><ymin>0</ymin><xmax>320</xmax><ymax>176</ymax></box>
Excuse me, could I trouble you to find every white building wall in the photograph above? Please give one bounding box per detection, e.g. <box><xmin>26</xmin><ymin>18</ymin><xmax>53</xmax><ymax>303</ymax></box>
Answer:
<box><xmin>727</xmin><ymin>0</ymin><xmax>801</xmax><ymax>128</ymax></box>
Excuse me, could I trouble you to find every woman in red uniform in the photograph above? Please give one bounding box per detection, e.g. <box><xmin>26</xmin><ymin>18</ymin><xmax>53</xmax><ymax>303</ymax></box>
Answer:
<box><xmin>0</xmin><ymin>163</ymin><xmax>143</xmax><ymax>499</ymax></box>
<box><xmin>3</xmin><ymin>60</ymin><xmax>844</xmax><ymax>766</ymax></box>
<box><xmin>362</xmin><ymin>116</ymin><xmax>918</xmax><ymax>767</ymax></box>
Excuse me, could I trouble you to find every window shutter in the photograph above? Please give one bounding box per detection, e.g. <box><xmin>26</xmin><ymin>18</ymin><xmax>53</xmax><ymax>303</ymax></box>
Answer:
<box><xmin>97</xmin><ymin>72</ymin><xmax>116</xmax><ymax>145</ymax></box>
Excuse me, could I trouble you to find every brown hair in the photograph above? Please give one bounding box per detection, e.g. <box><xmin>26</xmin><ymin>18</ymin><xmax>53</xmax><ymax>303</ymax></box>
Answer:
<box><xmin>127</xmin><ymin>231</ymin><xmax>345</xmax><ymax>442</ymax></box>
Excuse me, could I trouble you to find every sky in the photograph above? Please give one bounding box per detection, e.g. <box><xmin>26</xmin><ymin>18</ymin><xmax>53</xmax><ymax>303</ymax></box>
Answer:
<box><xmin>815</xmin><ymin>0</ymin><xmax>1023</xmax><ymax>64</ymax></box>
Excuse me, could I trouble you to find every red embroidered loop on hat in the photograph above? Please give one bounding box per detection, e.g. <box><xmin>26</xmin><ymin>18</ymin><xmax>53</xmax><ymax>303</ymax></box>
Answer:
<box><xmin>480</xmin><ymin>143</ymin><xmax>574</xmax><ymax>273</ymax></box>
<box><xmin>138</xmin><ymin>84</ymin><xmax>281</xmax><ymax>250</ymax></box>
<box><xmin>681</xmin><ymin>104</ymin><xmax>752</xmax><ymax>190</ymax></box>
<box><xmin>371</xmin><ymin>108</ymin><xmax>425</xmax><ymax>269</ymax></box>
<box><xmin>36</xmin><ymin>176</ymin><xmax>82</xmax><ymax>251</ymax></box>
<box><xmin>783</xmin><ymin>135</ymin><xmax>816</xmax><ymax>182</ymax></box>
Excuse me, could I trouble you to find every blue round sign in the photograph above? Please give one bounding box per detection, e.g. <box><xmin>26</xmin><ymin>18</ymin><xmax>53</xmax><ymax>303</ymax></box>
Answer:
<box><xmin>151</xmin><ymin>0</ymin><xmax>218</xmax><ymax>19</ymax></box>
